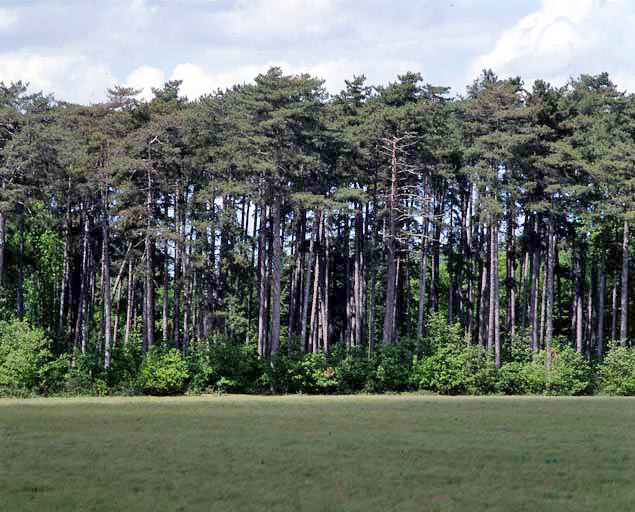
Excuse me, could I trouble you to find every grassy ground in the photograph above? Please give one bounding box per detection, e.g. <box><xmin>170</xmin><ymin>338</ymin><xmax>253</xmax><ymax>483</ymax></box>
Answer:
<box><xmin>1</xmin><ymin>395</ymin><xmax>634</xmax><ymax>512</ymax></box>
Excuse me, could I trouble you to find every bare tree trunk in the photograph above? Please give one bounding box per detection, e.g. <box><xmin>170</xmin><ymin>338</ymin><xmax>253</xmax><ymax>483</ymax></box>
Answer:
<box><xmin>57</xmin><ymin>205</ymin><xmax>71</xmax><ymax>343</ymax></box>
<box><xmin>323</xmin><ymin>214</ymin><xmax>330</xmax><ymax>353</ymax></box>
<box><xmin>488</xmin><ymin>223</ymin><xmax>495</xmax><ymax>354</ymax></box>
<box><xmin>270</xmin><ymin>197</ymin><xmax>282</xmax><ymax>356</ymax></box>
<box><xmin>620</xmin><ymin>219</ymin><xmax>629</xmax><ymax>341</ymax></box>
<box><xmin>310</xmin><ymin>214</ymin><xmax>323</xmax><ymax>353</ymax></box>
<box><xmin>354</xmin><ymin>207</ymin><xmax>364</xmax><ymax>347</ymax></box>
<box><xmin>124</xmin><ymin>257</ymin><xmax>134</xmax><ymax>346</ymax></box>
<box><xmin>102</xmin><ymin>201</ymin><xmax>112</xmax><ymax>369</ymax></box>
<box><xmin>16</xmin><ymin>218</ymin><xmax>25</xmax><ymax>320</ymax></box>
<box><xmin>257</xmin><ymin>203</ymin><xmax>269</xmax><ymax>357</ymax></box>
<box><xmin>144</xmin><ymin>166</ymin><xmax>155</xmax><ymax>352</ymax></box>
<box><xmin>587</xmin><ymin>260</ymin><xmax>595</xmax><ymax>359</ymax></box>
<box><xmin>288</xmin><ymin>210</ymin><xmax>305</xmax><ymax>352</ymax></box>
<box><xmin>545</xmin><ymin>220</ymin><xmax>555</xmax><ymax>358</ymax></box>
<box><xmin>575</xmin><ymin>240</ymin><xmax>584</xmax><ymax>354</ymax></box>
<box><xmin>173</xmin><ymin>184</ymin><xmax>182</xmax><ymax>348</ymax></box>
<box><xmin>416</xmin><ymin>203</ymin><xmax>429</xmax><ymax>339</ymax></box>
<box><xmin>529</xmin><ymin>227</ymin><xmax>539</xmax><ymax>352</ymax></box>
<box><xmin>75</xmin><ymin>210</ymin><xmax>90</xmax><ymax>352</ymax></box>
<box><xmin>478</xmin><ymin>225</ymin><xmax>489</xmax><ymax>348</ymax></box>
<box><xmin>162</xmin><ymin>235</ymin><xmax>169</xmax><ymax>343</ymax></box>
<box><xmin>506</xmin><ymin>202</ymin><xmax>516</xmax><ymax>339</ymax></box>
<box><xmin>491</xmin><ymin>221</ymin><xmax>501</xmax><ymax>366</ymax></box>
<box><xmin>540</xmin><ymin>252</ymin><xmax>547</xmax><ymax>349</ymax></box>
<box><xmin>0</xmin><ymin>210</ymin><xmax>5</xmax><ymax>288</ymax></box>
<box><xmin>382</xmin><ymin>136</ymin><xmax>398</xmax><ymax>345</ymax></box>
<box><xmin>182</xmin><ymin>232</ymin><xmax>192</xmax><ymax>353</ymax></box>
<box><xmin>301</xmin><ymin>211</ymin><xmax>319</xmax><ymax>352</ymax></box>
<box><xmin>598</xmin><ymin>259</ymin><xmax>606</xmax><ymax>359</ymax></box>
<box><xmin>611</xmin><ymin>283</ymin><xmax>617</xmax><ymax>341</ymax></box>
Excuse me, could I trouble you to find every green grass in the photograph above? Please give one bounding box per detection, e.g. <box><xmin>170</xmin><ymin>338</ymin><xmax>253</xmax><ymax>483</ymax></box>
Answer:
<box><xmin>1</xmin><ymin>395</ymin><xmax>634</xmax><ymax>511</ymax></box>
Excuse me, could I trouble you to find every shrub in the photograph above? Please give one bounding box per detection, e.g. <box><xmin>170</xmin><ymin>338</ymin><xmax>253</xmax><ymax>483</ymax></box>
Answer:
<box><xmin>264</xmin><ymin>352</ymin><xmax>343</xmax><ymax>394</ymax></box>
<box><xmin>463</xmin><ymin>346</ymin><xmax>498</xmax><ymax>394</ymax></box>
<box><xmin>335</xmin><ymin>350</ymin><xmax>374</xmax><ymax>393</ymax></box>
<box><xmin>599</xmin><ymin>344</ymin><xmax>635</xmax><ymax>395</ymax></box>
<box><xmin>543</xmin><ymin>346</ymin><xmax>594</xmax><ymax>396</ymax></box>
<box><xmin>414</xmin><ymin>344</ymin><xmax>497</xmax><ymax>395</ymax></box>
<box><xmin>137</xmin><ymin>346</ymin><xmax>189</xmax><ymax>395</ymax></box>
<box><xmin>497</xmin><ymin>361</ymin><xmax>545</xmax><ymax>395</ymax></box>
<box><xmin>0</xmin><ymin>319</ymin><xmax>54</xmax><ymax>393</ymax></box>
<box><xmin>421</xmin><ymin>312</ymin><xmax>463</xmax><ymax>355</ymax></box>
<box><xmin>368</xmin><ymin>344</ymin><xmax>415</xmax><ymax>392</ymax></box>
<box><xmin>106</xmin><ymin>339</ymin><xmax>143</xmax><ymax>389</ymax></box>
<box><xmin>416</xmin><ymin>344</ymin><xmax>468</xmax><ymax>394</ymax></box>
<box><xmin>187</xmin><ymin>341</ymin><xmax>264</xmax><ymax>393</ymax></box>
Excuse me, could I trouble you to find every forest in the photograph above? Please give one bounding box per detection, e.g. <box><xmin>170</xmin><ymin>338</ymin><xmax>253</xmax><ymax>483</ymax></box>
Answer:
<box><xmin>1</xmin><ymin>67</ymin><xmax>635</xmax><ymax>396</ymax></box>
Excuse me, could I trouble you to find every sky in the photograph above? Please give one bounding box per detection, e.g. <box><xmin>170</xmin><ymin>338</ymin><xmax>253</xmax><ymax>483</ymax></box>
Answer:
<box><xmin>0</xmin><ymin>0</ymin><xmax>631</xmax><ymax>104</ymax></box>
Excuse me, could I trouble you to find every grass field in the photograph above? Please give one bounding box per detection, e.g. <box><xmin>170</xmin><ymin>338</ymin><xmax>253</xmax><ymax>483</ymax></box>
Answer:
<box><xmin>1</xmin><ymin>395</ymin><xmax>634</xmax><ymax>512</ymax></box>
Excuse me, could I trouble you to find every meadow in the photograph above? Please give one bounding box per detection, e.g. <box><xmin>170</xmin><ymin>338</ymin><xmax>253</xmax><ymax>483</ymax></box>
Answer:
<box><xmin>1</xmin><ymin>395</ymin><xmax>634</xmax><ymax>511</ymax></box>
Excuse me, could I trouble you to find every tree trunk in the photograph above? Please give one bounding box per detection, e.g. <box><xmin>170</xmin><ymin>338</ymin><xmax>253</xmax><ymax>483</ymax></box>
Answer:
<box><xmin>575</xmin><ymin>239</ymin><xmax>584</xmax><ymax>354</ymax></box>
<box><xmin>597</xmin><ymin>259</ymin><xmax>606</xmax><ymax>359</ymax></box>
<box><xmin>0</xmin><ymin>210</ymin><xmax>5</xmax><ymax>288</ymax></box>
<box><xmin>57</xmin><ymin>205</ymin><xmax>71</xmax><ymax>344</ymax></box>
<box><xmin>488</xmin><ymin>223</ymin><xmax>495</xmax><ymax>354</ymax></box>
<box><xmin>144</xmin><ymin>166</ymin><xmax>155</xmax><ymax>353</ymax></box>
<box><xmin>620</xmin><ymin>219</ymin><xmax>629</xmax><ymax>341</ymax></box>
<box><xmin>270</xmin><ymin>197</ymin><xmax>282</xmax><ymax>357</ymax></box>
<box><xmin>545</xmin><ymin>220</ymin><xmax>555</xmax><ymax>357</ymax></box>
<box><xmin>102</xmin><ymin>201</ymin><xmax>112</xmax><ymax>369</ymax></box>
<box><xmin>478</xmin><ymin>225</ymin><xmax>489</xmax><ymax>348</ymax></box>
<box><xmin>492</xmin><ymin>222</ymin><xmax>501</xmax><ymax>367</ymax></box>
<box><xmin>354</xmin><ymin>207</ymin><xmax>364</xmax><ymax>347</ymax></box>
<box><xmin>124</xmin><ymin>257</ymin><xmax>134</xmax><ymax>346</ymax></box>
<box><xmin>257</xmin><ymin>203</ymin><xmax>269</xmax><ymax>357</ymax></box>
<box><xmin>74</xmin><ymin>210</ymin><xmax>90</xmax><ymax>352</ymax></box>
<box><xmin>301</xmin><ymin>211</ymin><xmax>319</xmax><ymax>352</ymax></box>
<box><xmin>382</xmin><ymin>136</ymin><xmax>398</xmax><ymax>345</ymax></box>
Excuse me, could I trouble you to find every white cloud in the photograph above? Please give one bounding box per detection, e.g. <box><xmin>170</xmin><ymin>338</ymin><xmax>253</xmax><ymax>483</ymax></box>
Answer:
<box><xmin>468</xmin><ymin>0</ymin><xmax>635</xmax><ymax>91</ymax></box>
<box><xmin>170</xmin><ymin>63</ymin><xmax>260</xmax><ymax>99</ymax></box>
<box><xmin>0</xmin><ymin>51</ymin><xmax>115</xmax><ymax>104</ymax></box>
<box><xmin>125</xmin><ymin>65</ymin><xmax>165</xmax><ymax>101</ymax></box>
<box><xmin>0</xmin><ymin>8</ymin><xmax>18</xmax><ymax>31</ymax></box>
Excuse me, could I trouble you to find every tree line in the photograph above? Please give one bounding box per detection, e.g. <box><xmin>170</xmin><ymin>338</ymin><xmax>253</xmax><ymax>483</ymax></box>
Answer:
<box><xmin>0</xmin><ymin>67</ymin><xmax>633</xmax><ymax>374</ymax></box>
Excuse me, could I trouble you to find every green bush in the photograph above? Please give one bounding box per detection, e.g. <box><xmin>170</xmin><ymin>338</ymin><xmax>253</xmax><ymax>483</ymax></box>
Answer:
<box><xmin>543</xmin><ymin>346</ymin><xmax>594</xmax><ymax>396</ymax></box>
<box><xmin>415</xmin><ymin>344</ymin><xmax>497</xmax><ymax>395</ymax></box>
<box><xmin>416</xmin><ymin>344</ymin><xmax>468</xmax><ymax>394</ymax></box>
<box><xmin>599</xmin><ymin>344</ymin><xmax>635</xmax><ymax>395</ymax></box>
<box><xmin>421</xmin><ymin>312</ymin><xmax>463</xmax><ymax>355</ymax></box>
<box><xmin>137</xmin><ymin>346</ymin><xmax>190</xmax><ymax>395</ymax></box>
<box><xmin>0</xmin><ymin>319</ymin><xmax>54</xmax><ymax>393</ymax></box>
<box><xmin>368</xmin><ymin>344</ymin><xmax>415</xmax><ymax>392</ymax></box>
<box><xmin>497</xmin><ymin>361</ymin><xmax>545</xmax><ymax>394</ymax></box>
<box><xmin>187</xmin><ymin>341</ymin><xmax>264</xmax><ymax>393</ymax></box>
<box><xmin>264</xmin><ymin>352</ymin><xmax>336</xmax><ymax>394</ymax></box>
<box><xmin>335</xmin><ymin>349</ymin><xmax>374</xmax><ymax>392</ymax></box>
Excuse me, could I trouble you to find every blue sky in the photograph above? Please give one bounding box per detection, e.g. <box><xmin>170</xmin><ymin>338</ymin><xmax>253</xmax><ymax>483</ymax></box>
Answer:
<box><xmin>0</xmin><ymin>0</ymin><xmax>630</xmax><ymax>103</ymax></box>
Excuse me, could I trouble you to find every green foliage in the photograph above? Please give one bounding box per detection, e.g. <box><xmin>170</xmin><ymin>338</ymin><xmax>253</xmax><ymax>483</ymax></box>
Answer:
<box><xmin>367</xmin><ymin>343</ymin><xmax>416</xmax><ymax>392</ymax></box>
<box><xmin>264</xmin><ymin>352</ymin><xmax>337</xmax><ymax>394</ymax></box>
<box><xmin>599</xmin><ymin>343</ymin><xmax>635</xmax><ymax>395</ymax></box>
<box><xmin>415</xmin><ymin>344</ymin><xmax>496</xmax><ymax>395</ymax></box>
<box><xmin>334</xmin><ymin>349</ymin><xmax>375</xmax><ymax>393</ymax></box>
<box><xmin>137</xmin><ymin>346</ymin><xmax>190</xmax><ymax>395</ymax></box>
<box><xmin>421</xmin><ymin>312</ymin><xmax>463</xmax><ymax>355</ymax></box>
<box><xmin>497</xmin><ymin>345</ymin><xmax>593</xmax><ymax>396</ymax></box>
<box><xmin>0</xmin><ymin>319</ymin><xmax>54</xmax><ymax>393</ymax></box>
<box><xmin>496</xmin><ymin>361</ymin><xmax>546</xmax><ymax>395</ymax></box>
<box><xmin>543</xmin><ymin>346</ymin><xmax>594</xmax><ymax>396</ymax></box>
<box><xmin>106</xmin><ymin>338</ymin><xmax>143</xmax><ymax>390</ymax></box>
<box><xmin>187</xmin><ymin>340</ymin><xmax>264</xmax><ymax>393</ymax></box>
